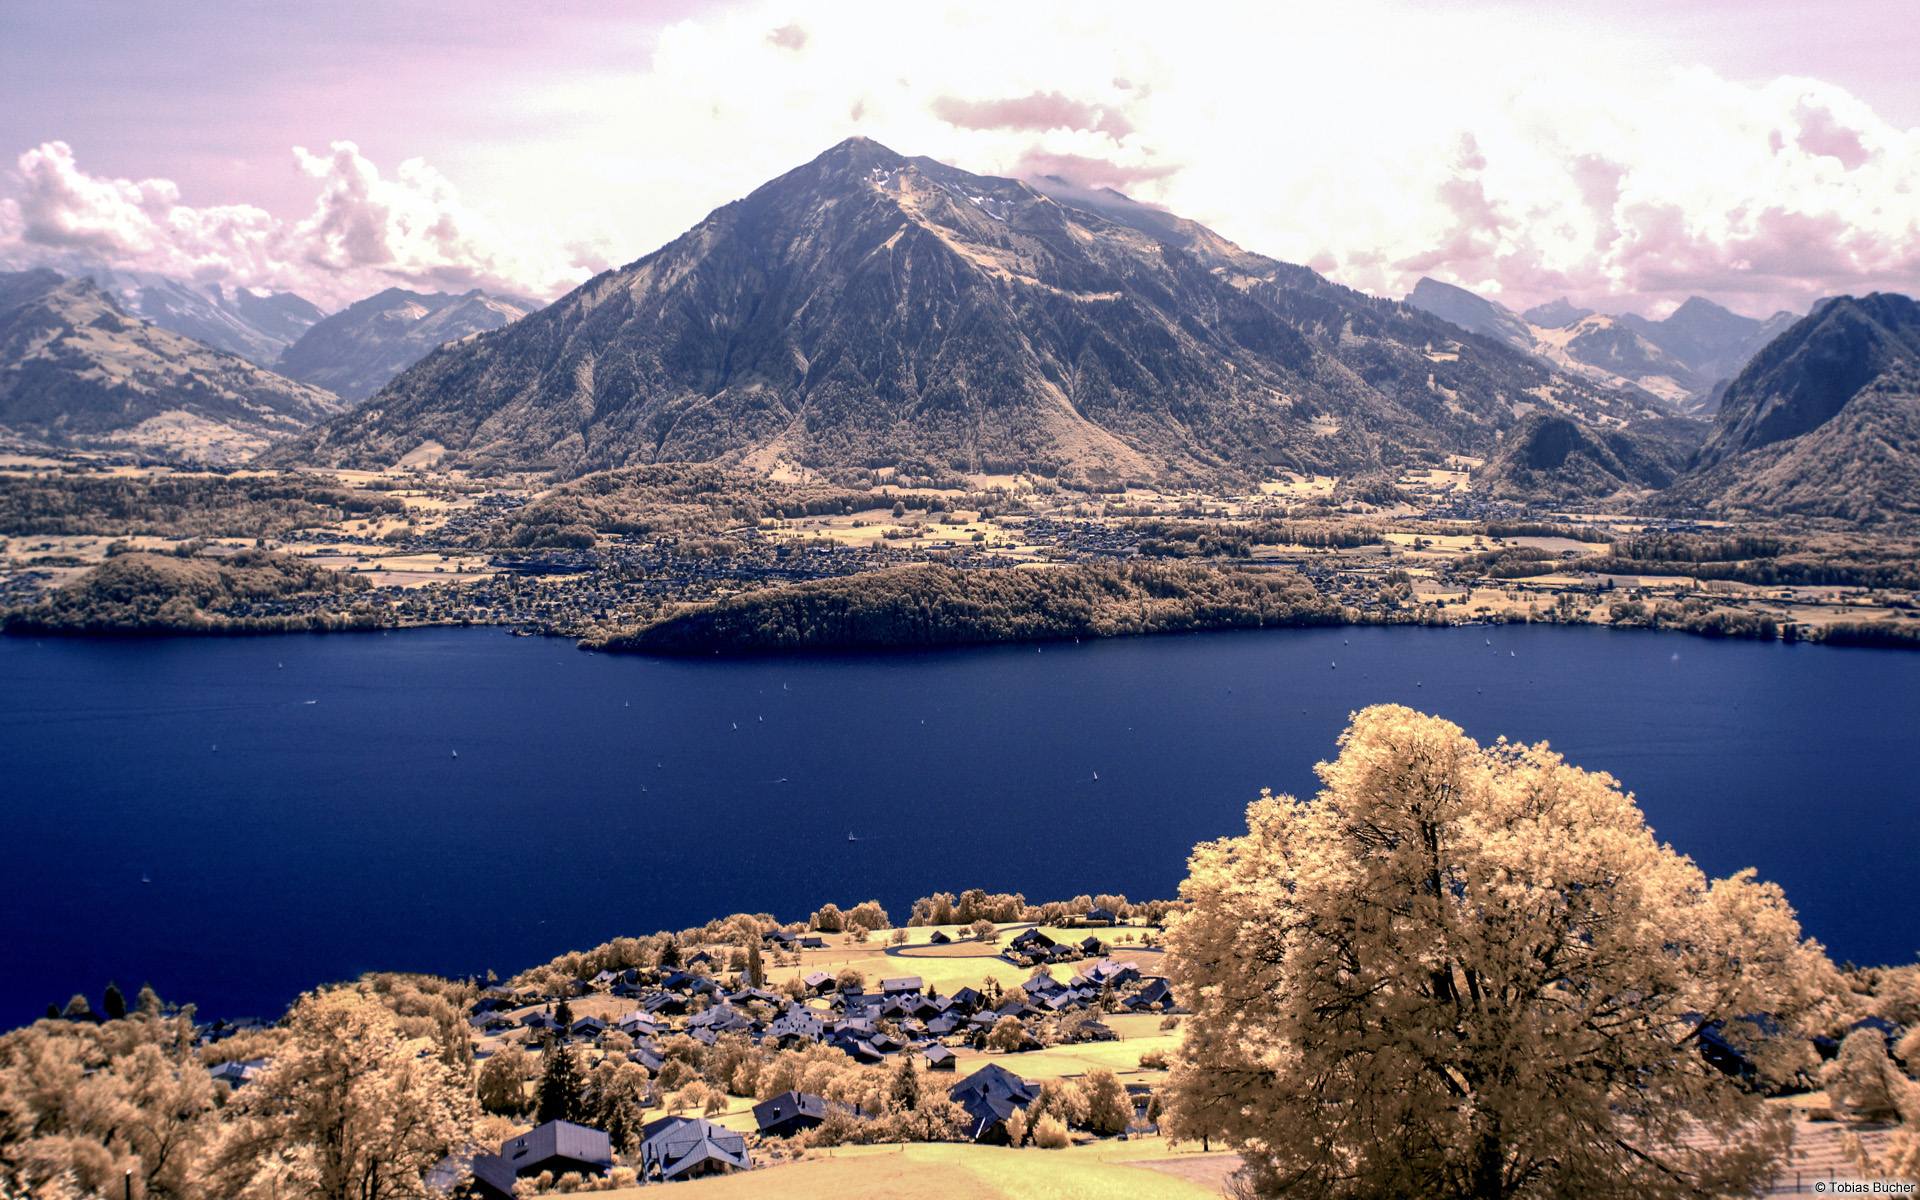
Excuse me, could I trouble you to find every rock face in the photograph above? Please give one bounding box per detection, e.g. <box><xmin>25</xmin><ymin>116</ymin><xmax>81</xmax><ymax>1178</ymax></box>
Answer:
<box><xmin>1619</xmin><ymin>298</ymin><xmax>1799</xmax><ymax>389</ymax></box>
<box><xmin>266</xmin><ymin>138</ymin><xmax>1643</xmax><ymax>482</ymax></box>
<box><xmin>1657</xmin><ymin>294</ymin><xmax>1920</xmax><ymax>525</ymax></box>
<box><xmin>0</xmin><ymin>273</ymin><xmax>343</xmax><ymax>462</ymax></box>
<box><xmin>275</xmin><ymin>287</ymin><xmax>541</xmax><ymax>402</ymax></box>
<box><xmin>79</xmin><ymin>268</ymin><xmax>325</xmax><ymax>366</ymax></box>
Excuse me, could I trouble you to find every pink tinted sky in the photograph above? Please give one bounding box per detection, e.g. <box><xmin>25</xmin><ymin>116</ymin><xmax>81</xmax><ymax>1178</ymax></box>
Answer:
<box><xmin>1</xmin><ymin>0</ymin><xmax>1916</xmax><ymax>315</ymax></box>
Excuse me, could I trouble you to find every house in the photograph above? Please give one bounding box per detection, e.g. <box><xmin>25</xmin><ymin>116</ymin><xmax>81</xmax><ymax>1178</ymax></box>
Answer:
<box><xmin>1079</xmin><ymin>935</ymin><xmax>1105</xmax><ymax>954</ymax></box>
<box><xmin>802</xmin><ymin>971</ymin><xmax>835</xmax><ymax>993</ymax></box>
<box><xmin>628</xmin><ymin>1045</ymin><xmax>665</xmax><ymax>1073</ymax></box>
<box><xmin>208</xmin><ymin>1059</ymin><xmax>267</xmax><ymax>1090</ymax></box>
<box><xmin>569</xmin><ymin>1016</ymin><xmax>608</xmax><ymax>1038</ymax></box>
<box><xmin>950</xmin><ymin>987</ymin><xmax>983</xmax><ymax>1011</ymax></box>
<box><xmin>929</xmin><ymin>930</ymin><xmax>952</xmax><ymax>944</ymax></box>
<box><xmin>426</xmin><ymin>1148</ymin><xmax>516</xmax><ymax>1200</ymax></box>
<box><xmin>799</xmin><ymin>936</ymin><xmax>828</xmax><ymax>949</ymax></box>
<box><xmin>949</xmin><ymin>1063</ymin><xmax>1040</xmax><ymax>1144</ymax></box>
<box><xmin>752</xmin><ymin>1090</ymin><xmax>838</xmax><ymax>1138</ymax></box>
<box><xmin>923</xmin><ymin>1045</ymin><xmax>958</xmax><ymax>1071</ymax></box>
<box><xmin>501</xmin><ymin>1121</ymin><xmax>612</xmax><ymax>1179</ymax></box>
<box><xmin>685</xmin><ymin>951</ymin><xmax>717</xmax><ymax>968</ymax></box>
<box><xmin>763</xmin><ymin>930</ymin><xmax>800</xmax><ymax>949</ymax></box>
<box><xmin>1084</xmin><ymin>907</ymin><xmax>1118</xmax><ymax>926</ymax></box>
<box><xmin>1124</xmin><ymin>979</ymin><xmax>1174</xmax><ymax>1011</ymax></box>
<box><xmin>637</xmin><ymin>1116</ymin><xmax>750</xmax><ymax>1182</ymax></box>
<box><xmin>765</xmin><ymin>1009</ymin><xmax>825</xmax><ymax>1045</ymax></box>
<box><xmin>615</xmin><ymin>1011</ymin><xmax>659</xmax><ymax>1038</ymax></box>
<box><xmin>1009</xmin><ymin>929</ymin><xmax>1055</xmax><ymax>951</ymax></box>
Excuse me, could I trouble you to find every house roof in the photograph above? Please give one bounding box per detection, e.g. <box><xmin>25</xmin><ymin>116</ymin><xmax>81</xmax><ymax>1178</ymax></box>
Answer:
<box><xmin>881</xmin><ymin>976</ymin><xmax>923</xmax><ymax>993</ymax></box>
<box><xmin>500</xmin><ymin>1121</ymin><xmax>612</xmax><ymax>1175</ymax></box>
<box><xmin>638</xmin><ymin>1117</ymin><xmax>749</xmax><ymax>1180</ymax></box>
<box><xmin>752</xmin><ymin>1090</ymin><xmax>829</xmax><ymax>1130</ymax></box>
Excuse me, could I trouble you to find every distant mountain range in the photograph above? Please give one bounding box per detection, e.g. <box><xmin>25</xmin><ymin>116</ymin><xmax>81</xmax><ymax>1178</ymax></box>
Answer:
<box><xmin>1407</xmin><ymin>279</ymin><xmax>1796</xmax><ymax>413</ymax></box>
<box><xmin>0</xmin><ymin>270</ymin><xmax>342</xmax><ymax>462</ymax></box>
<box><xmin>264</xmin><ymin>137</ymin><xmax>1665</xmax><ymax>481</ymax></box>
<box><xmin>79</xmin><ymin>267</ymin><xmax>325</xmax><ymax>366</ymax></box>
<box><xmin>274</xmin><ymin>287</ymin><xmax>540</xmax><ymax>402</ymax></box>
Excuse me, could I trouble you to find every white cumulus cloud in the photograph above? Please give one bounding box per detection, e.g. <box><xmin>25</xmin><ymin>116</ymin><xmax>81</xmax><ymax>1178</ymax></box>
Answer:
<box><xmin>0</xmin><ymin>140</ymin><xmax>624</xmax><ymax>309</ymax></box>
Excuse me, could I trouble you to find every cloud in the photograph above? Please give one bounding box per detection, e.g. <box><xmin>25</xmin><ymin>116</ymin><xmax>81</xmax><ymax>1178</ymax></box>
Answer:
<box><xmin>1012</xmin><ymin>150</ymin><xmax>1177</xmax><ymax>191</ymax></box>
<box><xmin>931</xmin><ymin>91</ymin><xmax>1133</xmax><ymax>138</ymax></box>
<box><xmin>766</xmin><ymin>22</ymin><xmax>807</xmax><ymax>52</ymax></box>
<box><xmin>0</xmin><ymin>140</ymin><xmax>623</xmax><ymax>309</ymax></box>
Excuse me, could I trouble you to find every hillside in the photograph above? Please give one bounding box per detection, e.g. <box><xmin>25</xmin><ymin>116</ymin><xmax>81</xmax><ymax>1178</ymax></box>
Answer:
<box><xmin>275</xmin><ymin>287</ymin><xmax>540</xmax><ymax>401</ymax></box>
<box><xmin>1475</xmin><ymin>411</ymin><xmax>1706</xmax><ymax>502</ymax></box>
<box><xmin>0</xmin><ymin>275</ymin><xmax>344</xmax><ymax>462</ymax></box>
<box><xmin>263</xmin><ymin>138</ymin><xmax>1643</xmax><ymax>484</ymax></box>
<box><xmin>1648</xmin><ymin>294</ymin><xmax>1920</xmax><ymax>527</ymax></box>
<box><xmin>2</xmin><ymin>547</ymin><xmax>375</xmax><ymax>634</ymax></box>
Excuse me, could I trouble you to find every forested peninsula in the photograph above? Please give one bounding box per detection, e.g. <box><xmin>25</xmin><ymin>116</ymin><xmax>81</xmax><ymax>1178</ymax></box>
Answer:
<box><xmin>588</xmin><ymin>562</ymin><xmax>1365</xmax><ymax>654</ymax></box>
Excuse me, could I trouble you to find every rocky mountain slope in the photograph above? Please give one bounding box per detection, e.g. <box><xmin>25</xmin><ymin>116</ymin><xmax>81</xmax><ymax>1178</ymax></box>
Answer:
<box><xmin>264</xmin><ymin>138</ymin><xmax>1653</xmax><ymax>484</ymax></box>
<box><xmin>80</xmin><ymin>268</ymin><xmax>325</xmax><ymax>365</ymax></box>
<box><xmin>0</xmin><ymin>272</ymin><xmax>343</xmax><ymax>462</ymax></box>
<box><xmin>1655</xmin><ymin>294</ymin><xmax>1920</xmax><ymax>525</ymax></box>
<box><xmin>1474</xmin><ymin>411</ymin><xmax>1706</xmax><ymax>503</ymax></box>
<box><xmin>275</xmin><ymin>287</ymin><xmax>540</xmax><ymax>402</ymax></box>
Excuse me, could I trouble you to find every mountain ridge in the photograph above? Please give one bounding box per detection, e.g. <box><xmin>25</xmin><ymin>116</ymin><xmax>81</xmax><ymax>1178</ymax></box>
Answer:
<box><xmin>274</xmin><ymin>287</ymin><xmax>541</xmax><ymax>402</ymax></box>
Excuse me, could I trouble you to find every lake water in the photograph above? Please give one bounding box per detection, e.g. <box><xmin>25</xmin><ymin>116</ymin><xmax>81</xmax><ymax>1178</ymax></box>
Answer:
<box><xmin>2</xmin><ymin>624</ymin><xmax>1915</xmax><ymax>1028</ymax></box>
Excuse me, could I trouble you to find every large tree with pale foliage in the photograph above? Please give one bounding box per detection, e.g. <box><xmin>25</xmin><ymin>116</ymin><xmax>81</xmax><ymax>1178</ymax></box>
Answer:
<box><xmin>210</xmin><ymin>987</ymin><xmax>473</xmax><ymax>1200</ymax></box>
<box><xmin>1163</xmin><ymin>704</ymin><xmax>1842</xmax><ymax>1200</ymax></box>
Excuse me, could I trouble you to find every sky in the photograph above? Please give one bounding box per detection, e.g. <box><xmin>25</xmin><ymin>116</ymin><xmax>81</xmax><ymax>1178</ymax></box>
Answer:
<box><xmin>1</xmin><ymin>0</ymin><xmax>1916</xmax><ymax>317</ymax></box>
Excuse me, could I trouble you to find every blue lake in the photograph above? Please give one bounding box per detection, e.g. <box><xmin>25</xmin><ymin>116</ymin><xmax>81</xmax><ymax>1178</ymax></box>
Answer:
<box><xmin>2</xmin><ymin>623</ymin><xmax>1915</xmax><ymax>1029</ymax></box>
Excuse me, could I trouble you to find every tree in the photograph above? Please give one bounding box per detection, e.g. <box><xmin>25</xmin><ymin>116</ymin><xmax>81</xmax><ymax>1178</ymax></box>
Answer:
<box><xmin>1163</xmin><ymin>704</ymin><xmax>1838</xmax><ymax>1200</ymax></box>
<box><xmin>476</xmin><ymin>1046</ymin><xmax>533</xmax><ymax>1115</ymax></box>
<box><xmin>212</xmin><ymin>987</ymin><xmax>472</xmax><ymax>1200</ymax></box>
<box><xmin>986</xmin><ymin>1017</ymin><xmax>1029</xmax><ymax>1054</ymax></box>
<box><xmin>657</xmin><ymin>939</ymin><xmax>681</xmax><ymax>969</ymax></box>
<box><xmin>812</xmin><ymin>904</ymin><xmax>846</xmax><ymax>933</ymax></box>
<box><xmin>747</xmin><ymin>943</ymin><xmax>765</xmax><ymax>989</ymax></box>
<box><xmin>888</xmin><ymin>1053</ymin><xmax>921</xmax><ymax>1113</ymax></box>
<box><xmin>535</xmin><ymin>1044</ymin><xmax>587</xmax><ymax>1125</ymax></box>
<box><xmin>835</xmin><ymin>967</ymin><xmax>865</xmax><ymax>991</ymax></box>
<box><xmin>969</xmin><ymin>919</ymin><xmax>997</xmax><ymax>943</ymax></box>
<box><xmin>1083</xmin><ymin>1067</ymin><xmax>1129</xmax><ymax>1135</ymax></box>
<box><xmin>553</xmin><ymin>998</ymin><xmax>574</xmax><ymax>1030</ymax></box>
<box><xmin>135</xmin><ymin>985</ymin><xmax>162</xmax><ymax>1017</ymax></box>
<box><xmin>1822</xmin><ymin>1029</ymin><xmax>1902</xmax><ymax>1120</ymax></box>
<box><xmin>62</xmin><ymin>994</ymin><xmax>93</xmax><ymax>1020</ymax></box>
<box><xmin>103</xmin><ymin>982</ymin><xmax>127</xmax><ymax>1021</ymax></box>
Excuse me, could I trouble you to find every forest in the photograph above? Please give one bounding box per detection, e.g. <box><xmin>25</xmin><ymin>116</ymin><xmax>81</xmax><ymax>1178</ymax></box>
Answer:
<box><xmin>590</xmin><ymin>561</ymin><xmax>1360</xmax><ymax>654</ymax></box>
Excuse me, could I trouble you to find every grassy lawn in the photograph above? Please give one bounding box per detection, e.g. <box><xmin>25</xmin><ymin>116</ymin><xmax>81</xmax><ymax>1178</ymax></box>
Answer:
<box><xmin>599</xmin><ymin>1141</ymin><xmax>1228</xmax><ymax>1199</ymax></box>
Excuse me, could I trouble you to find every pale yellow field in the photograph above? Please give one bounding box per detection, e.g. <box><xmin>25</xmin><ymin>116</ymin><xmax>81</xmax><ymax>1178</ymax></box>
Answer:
<box><xmin>601</xmin><ymin>1140</ymin><xmax>1230</xmax><ymax>1199</ymax></box>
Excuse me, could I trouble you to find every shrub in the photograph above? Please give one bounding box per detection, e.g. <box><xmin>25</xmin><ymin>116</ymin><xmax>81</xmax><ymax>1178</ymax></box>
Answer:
<box><xmin>1032</xmin><ymin>1114</ymin><xmax>1071</xmax><ymax>1148</ymax></box>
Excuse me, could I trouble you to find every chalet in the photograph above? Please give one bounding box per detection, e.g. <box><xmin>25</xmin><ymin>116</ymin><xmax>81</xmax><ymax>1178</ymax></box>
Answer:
<box><xmin>923</xmin><ymin>1045</ymin><xmax>957</xmax><ymax>1071</ymax></box>
<box><xmin>469</xmin><ymin>1013</ymin><xmax>515</xmax><ymax>1035</ymax></box>
<box><xmin>752</xmin><ymin>1091</ymin><xmax>841</xmax><ymax>1138</ymax></box>
<box><xmin>949</xmin><ymin>1063</ymin><xmax>1039</xmax><ymax>1144</ymax></box>
<box><xmin>1084</xmin><ymin>907</ymin><xmax>1118</xmax><ymax>926</ymax></box>
<box><xmin>501</xmin><ymin>1121</ymin><xmax>611</xmax><ymax>1179</ymax></box>
<box><xmin>802</xmin><ymin>971</ymin><xmax>835</xmax><ymax>993</ymax></box>
<box><xmin>615</xmin><ymin>1011</ymin><xmax>659</xmax><ymax>1038</ymax></box>
<box><xmin>881</xmin><ymin>976</ymin><xmax>924</xmax><ymax>995</ymax></box>
<box><xmin>685</xmin><ymin>951</ymin><xmax>717</xmax><ymax>968</ymax></box>
<box><xmin>799</xmin><ymin>936</ymin><xmax>828</xmax><ymax>949</ymax></box>
<box><xmin>929</xmin><ymin>930</ymin><xmax>952</xmax><ymax>944</ymax></box>
<box><xmin>637</xmin><ymin>1116</ymin><xmax>749</xmax><ymax>1183</ymax></box>
<box><xmin>641</xmin><ymin>993</ymin><xmax>688</xmax><ymax>1016</ymax></box>
<box><xmin>765</xmin><ymin>1009</ymin><xmax>825</xmax><ymax>1045</ymax></box>
<box><xmin>1079</xmin><ymin>935</ymin><xmax>1105</xmax><ymax>954</ymax></box>
<box><xmin>950</xmin><ymin>987</ymin><xmax>983</xmax><ymax>1011</ymax></box>
<box><xmin>569</xmin><ymin>1016</ymin><xmax>608</xmax><ymax>1038</ymax></box>
<box><xmin>927</xmin><ymin>1014</ymin><xmax>963</xmax><ymax>1037</ymax></box>
<box><xmin>1125</xmin><ymin>978</ymin><xmax>1174</xmax><ymax>1011</ymax></box>
<box><xmin>590</xmin><ymin>970</ymin><xmax>620</xmax><ymax>987</ymax></box>
<box><xmin>763</xmin><ymin>930</ymin><xmax>800</xmax><ymax>949</ymax></box>
<box><xmin>1009</xmin><ymin>928</ymin><xmax>1055</xmax><ymax>951</ymax></box>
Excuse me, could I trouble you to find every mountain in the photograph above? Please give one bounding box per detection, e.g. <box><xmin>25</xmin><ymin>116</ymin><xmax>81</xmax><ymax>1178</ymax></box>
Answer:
<box><xmin>79</xmin><ymin>268</ymin><xmax>325</xmax><ymax>365</ymax></box>
<box><xmin>0</xmin><ymin>272</ymin><xmax>343</xmax><ymax>463</ymax></box>
<box><xmin>1475</xmin><ymin>411</ymin><xmax>1705</xmax><ymax>503</ymax></box>
<box><xmin>1657</xmin><ymin>294</ymin><xmax>1920</xmax><ymax>525</ymax></box>
<box><xmin>1406</xmin><ymin>278</ymin><xmax>1536</xmax><ymax>352</ymax></box>
<box><xmin>1521</xmin><ymin>297</ymin><xmax>1593</xmax><ymax>329</ymax></box>
<box><xmin>266</xmin><ymin>138</ymin><xmax>1653</xmax><ymax>482</ymax></box>
<box><xmin>1407</xmin><ymin>280</ymin><xmax>1797</xmax><ymax>412</ymax></box>
<box><xmin>1619</xmin><ymin>298</ymin><xmax>1799</xmax><ymax>387</ymax></box>
<box><xmin>275</xmin><ymin>287</ymin><xmax>541</xmax><ymax>402</ymax></box>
